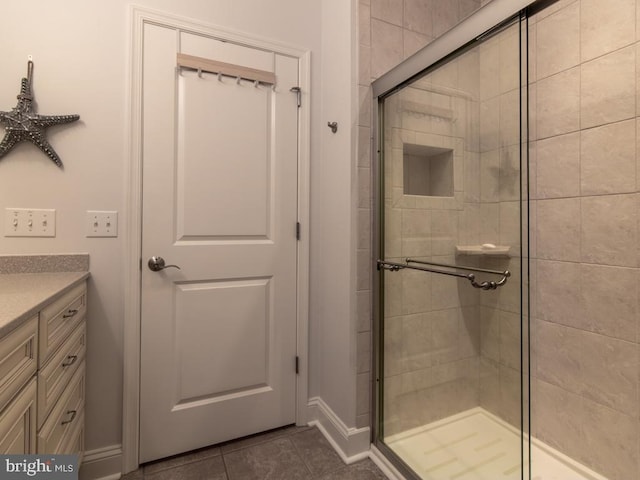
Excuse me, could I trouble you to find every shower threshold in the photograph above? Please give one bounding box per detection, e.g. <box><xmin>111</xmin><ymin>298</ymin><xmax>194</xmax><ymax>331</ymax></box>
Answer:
<box><xmin>385</xmin><ymin>408</ymin><xmax>607</xmax><ymax>480</ymax></box>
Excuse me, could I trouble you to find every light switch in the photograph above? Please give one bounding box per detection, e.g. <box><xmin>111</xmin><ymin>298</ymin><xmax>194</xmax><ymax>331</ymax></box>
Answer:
<box><xmin>86</xmin><ymin>211</ymin><xmax>118</xmax><ymax>237</ymax></box>
<box><xmin>4</xmin><ymin>208</ymin><xmax>56</xmax><ymax>237</ymax></box>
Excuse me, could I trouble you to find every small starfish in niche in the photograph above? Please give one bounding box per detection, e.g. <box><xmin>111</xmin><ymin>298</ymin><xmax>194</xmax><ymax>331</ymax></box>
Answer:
<box><xmin>0</xmin><ymin>61</ymin><xmax>79</xmax><ymax>168</ymax></box>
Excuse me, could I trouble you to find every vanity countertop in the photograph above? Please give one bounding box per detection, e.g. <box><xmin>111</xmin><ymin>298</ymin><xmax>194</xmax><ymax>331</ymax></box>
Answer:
<box><xmin>0</xmin><ymin>272</ymin><xmax>90</xmax><ymax>336</ymax></box>
<box><xmin>0</xmin><ymin>254</ymin><xmax>90</xmax><ymax>337</ymax></box>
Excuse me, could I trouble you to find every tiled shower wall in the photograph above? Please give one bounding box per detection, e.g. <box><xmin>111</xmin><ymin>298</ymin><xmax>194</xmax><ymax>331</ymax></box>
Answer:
<box><xmin>356</xmin><ymin>0</ymin><xmax>486</xmax><ymax>430</ymax></box>
<box><xmin>529</xmin><ymin>0</ymin><xmax>640</xmax><ymax>478</ymax></box>
<box><xmin>360</xmin><ymin>0</ymin><xmax>640</xmax><ymax>478</ymax></box>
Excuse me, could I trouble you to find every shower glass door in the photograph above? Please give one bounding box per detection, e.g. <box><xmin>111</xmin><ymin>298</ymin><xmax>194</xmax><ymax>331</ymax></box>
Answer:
<box><xmin>375</xmin><ymin>15</ymin><xmax>530</xmax><ymax>480</ymax></box>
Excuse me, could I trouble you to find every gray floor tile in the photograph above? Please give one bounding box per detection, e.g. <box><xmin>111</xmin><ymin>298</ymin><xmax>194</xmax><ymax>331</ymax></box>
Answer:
<box><xmin>220</xmin><ymin>424</ymin><xmax>312</xmax><ymax>454</ymax></box>
<box><xmin>316</xmin><ymin>459</ymin><xmax>389</xmax><ymax>480</ymax></box>
<box><xmin>290</xmin><ymin>427</ymin><xmax>345</xmax><ymax>476</ymax></box>
<box><xmin>120</xmin><ymin>468</ymin><xmax>144</xmax><ymax>480</ymax></box>
<box><xmin>144</xmin><ymin>446</ymin><xmax>222</xmax><ymax>474</ymax></box>
<box><xmin>223</xmin><ymin>437</ymin><xmax>312</xmax><ymax>480</ymax></box>
<box><xmin>145</xmin><ymin>455</ymin><xmax>227</xmax><ymax>480</ymax></box>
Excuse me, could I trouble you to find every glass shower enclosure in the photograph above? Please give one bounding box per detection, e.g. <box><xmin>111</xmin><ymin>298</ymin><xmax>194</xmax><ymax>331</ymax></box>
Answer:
<box><xmin>372</xmin><ymin>4</ymin><xmax>531</xmax><ymax>480</ymax></box>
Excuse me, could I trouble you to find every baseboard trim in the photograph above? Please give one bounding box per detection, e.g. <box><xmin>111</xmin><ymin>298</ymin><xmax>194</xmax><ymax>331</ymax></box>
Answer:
<box><xmin>79</xmin><ymin>444</ymin><xmax>122</xmax><ymax>480</ymax></box>
<box><xmin>307</xmin><ymin>397</ymin><xmax>370</xmax><ymax>464</ymax></box>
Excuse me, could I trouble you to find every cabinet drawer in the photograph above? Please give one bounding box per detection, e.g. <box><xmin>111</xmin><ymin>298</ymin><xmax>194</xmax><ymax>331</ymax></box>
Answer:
<box><xmin>60</xmin><ymin>409</ymin><xmax>84</xmax><ymax>459</ymax></box>
<box><xmin>0</xmin><ymin>316</ymin><xmax>37</xmax><ymax>413</ymax></box>
<box><xmin>37</xmin><ymin>363</ymin><xmax>84</xmax><ymax>454</ymax></box>
<box><xmin>0</xmin><ymin>378</ymin><xmax>36</xmax><ymax>454</ymax></box>
<box><xmin>39</xmin><ymin>283</ymin><xmax>86</xmax><ymax>365</ymax></box>
<box><xmin>37</xmin><ymin>323</ymin><xmax>86</xmax><ymax>428</ymax></box>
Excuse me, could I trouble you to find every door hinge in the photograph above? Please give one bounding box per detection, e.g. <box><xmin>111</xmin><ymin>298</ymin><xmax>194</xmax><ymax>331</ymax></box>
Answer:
<box><xmin>295</xmin><ymin>356</ymin><xmax>300</xmax><ymax>374</ymax></box>
<box><xmin>296</xmin><ymin>221</ymin><xmax>301</xmax><ymax>240</ymax></box>
<box><xmin>290</xmin><ymin>86</ymin><xmax>301</xmax><ymax>107</ymax></box>
<box><xmin>139</xmin><ymin>258</ymin><xmax>142</xmax><ymax>270</ymax></box>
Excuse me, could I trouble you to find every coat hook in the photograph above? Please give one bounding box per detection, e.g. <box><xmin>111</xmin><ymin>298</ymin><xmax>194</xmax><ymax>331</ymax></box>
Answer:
<box><xmin>327</xmin><ymin>121</ymin><xmax>338</xmax><ymax>133</ymax></box>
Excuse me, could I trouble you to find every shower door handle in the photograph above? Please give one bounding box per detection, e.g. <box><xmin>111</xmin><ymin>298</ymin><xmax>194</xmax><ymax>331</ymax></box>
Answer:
<box><xmin>148</xmin><ymin>256</ymin><xmax>181</xmax><ymax>272</ymax></box>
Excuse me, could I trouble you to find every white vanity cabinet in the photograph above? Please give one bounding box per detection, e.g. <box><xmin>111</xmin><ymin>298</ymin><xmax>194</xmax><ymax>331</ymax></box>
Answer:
<box><xmin>0</xmin><ymin>275</ymin><xmax>87</xmax><ymax>460</ymax></box>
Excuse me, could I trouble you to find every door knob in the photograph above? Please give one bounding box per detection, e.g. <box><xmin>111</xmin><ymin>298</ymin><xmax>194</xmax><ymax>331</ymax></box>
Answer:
<box><xmin>148</xmin><ymin>256</ymin><xmax>181</xmax><ymax>272</ymax></box>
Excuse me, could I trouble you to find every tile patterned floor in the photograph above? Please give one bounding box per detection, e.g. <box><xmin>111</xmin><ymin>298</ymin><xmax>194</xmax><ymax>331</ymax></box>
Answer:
<box><xmin>121</xmin><ymin>425</ymin><xmax>388</xmax><ymax>480</ymax></box>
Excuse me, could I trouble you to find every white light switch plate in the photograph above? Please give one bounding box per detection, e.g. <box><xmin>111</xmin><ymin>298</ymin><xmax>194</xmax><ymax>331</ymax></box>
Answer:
<box><xmin>86</xmin><ymin>211</ymin><xmax>118</xmax><ymax>237</ymax></box>
<box><xmin>4</xmin><ymin>208</ymin><xmax>56</xmax><ymax>237</ymax></box>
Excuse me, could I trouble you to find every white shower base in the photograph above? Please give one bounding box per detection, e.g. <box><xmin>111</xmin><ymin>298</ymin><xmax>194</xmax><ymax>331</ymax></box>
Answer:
<box><xmin>385</xmin><ymin>408</ymin><xmax>607</xmax><ymax>480</ymax></box>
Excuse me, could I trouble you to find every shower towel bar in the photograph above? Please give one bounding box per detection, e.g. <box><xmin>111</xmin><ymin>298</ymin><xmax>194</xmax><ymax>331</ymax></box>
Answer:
<box><xmin>376</xmin><ymin>259</ymin><xmax>510</xmax><ymax>290</ymax></box>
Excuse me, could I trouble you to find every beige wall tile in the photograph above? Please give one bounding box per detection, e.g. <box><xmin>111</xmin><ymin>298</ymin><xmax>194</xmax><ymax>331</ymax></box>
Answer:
<box><xmin>499</xmin><ymin>29</ymin><xmax>520</xmax><ymax>94</ymax></box>
<box><xmin>459</xmin><ymin>204</ymin><xmax>481</xmax><ymax>246</ymax></box>
<box><xmin>358</xmin><ymin>168</ymin><xmax>370</xmax><ymax>209</ymax></box>
<box><xmin>536</xmin><ymin>1</ymin><xmax>580</xmax><ymax>79</ymax></box>
<box><xmin>357</xmin><ymin>331</ymin><xmax>372</xmax><ymax>373</ymax></box>
<box><xmin>359</xmin><ymin>1</ymin><xmax>371</xmax><ymax>47</ymax></box>
<box><xmin>359</xmin><ymin>86</ymin><xmax>372</xmax><ymax>127</ymax></box>
<box><xmin>479</xmin><ymin>38</ymin><xmax>500</xmax><ymax>101</ymax></box>
<box><xmin>357</xmin><ymin>290</ymin><xmax>372</xmax><ymax>333</ymax></box>
<box><xmin>459</xmin><ymin>0</ymin><xmax>481</xmax><ymax>20</ymax></box>
<box><xmin>402</xmin><ymin>267</ymin><xmax>432</xmax><ymax>314</ymax></box>
<box><xmin>581</xmin><ymin>46</ymin><xmax>636</xmax><ymax>129</ymax></box>
<box><xmin>464</xmin><ymin>151</ymin><xmax>480</xmax><ymax>202</ymax></box>
<box><xmin>536</xmin><ymin>198</ymin><xmax>581</xmax><ymax>262</ymax></box>
<box><xmin>581</xmin><ymin>194</ymin><xmax>638</xmax><ymax>267</ymax></box>
<box><xmin>535</xmin><ymin>380</ymin><xmax>587</xmax><ymax>466</ymax></box>
<box><xmin>430</xmin><ymin>308</ymin><xmax>460</xmax><ymax>364</ymax></box>
<box><xmin>402</xmin><ymin>208</ymin><xmax>431</xmax><ymax>237</ymax></box>
<box><xmin>581</xmin><ymin>264</ymin><xmax>638</xmax><ymax>341</ymax></box>
<box><xmin>358</xmin><ymin>126</ymin><xmax>371</xmax><ymax>166</ymax></box>
<box><xmin>357</xmin><ymin>249</ymin><xmax>371</xmax><ymax>291</ymax></box>
<box><xmin>537</xmin><ymin>67</ymin><xmax>580</xmax><ymax>139</ymax></box>
<box><xmin>500</xmin><ymin>311</ymin><xmax>521</xmax><ymax>371</ymax></box>
<box><xmin>403</xmin><ymin>0</ymin><xmax>432</xmax><ymax>36</ymax></box>
<box><xmin>480</xmin><ymin>149</ymin><xmax>499</xmax><ymax>202</ymax></box>
<box><xmin>479</xmin><ymin>203</ymin><xmax>499</xmax><ymax>245</ymax></box>
<box><xmin>499</xmin><ymin>145</ymin><xmax>520</xmax><ymax>202</ymax></box>
<box><xmin>499</xmin><ymin>365</ymin><xmax>521</xmax><ymax>427</ymax></box>
<box><xmin>581</xmin><ymin>395</ymin><xmax>640</xmax><ymax>479</ymax></box>
<box><xmin>581</xmin><ymin>120</ymin><xmax>636</xmax><ymax>195</ymax></box>
<box><xmin>384</xmin><ymin>316</ymin><xmax>403</xmax><ymax>376</ymax></box>
<box><xmin>403</xmin><ymin>313</ymin><xmax>433</xmax><ymax>371</ymax></box>
<box><xmin>371</xmin><ymin>0</ymin><xmax>403</xmax><ymax>26</ymax></box>
<box><xmin>356</xmin><ymin>372</ymin><xmax>371</xmax><ymax>416</ymax></box>
<box><xmin>536</xmin><ymin>132</ymin><xmax>580</xmax><ymax>199</ymax></box>
<box><xmin>432</xmin><ymin>0</ymin><xmax>460</xmax><ymax>37</ymax></box>
<box><xmin>479</xmin><ymin>358</ymin><xmax>500</xmax><ymax>415</ymax></box>
<box><xmin>371</xmin><ymin>19</ymin><xmax>404</xmax><ymax>79</ymax></box>
<box><xmin>499</xmin><ymin>90</ymin><xmax>520</xmax><ymax>147</ymax></box>
<box><xmin>499</xmin><ymin>201</ymin><xmax>520</xmax><ymax>250</ymax></box>
<box><xmin>538</xmin><ymin>320</ymin><xmax>639</xmax><ymax>416</ymax></box>
<box><xmin>536</xmin><ymin>260</ymin><xmax>581</xmax><ymax>328</ymax></box>
<box><xmin>359</xmin><ymin>45</ymin><xmax>371</xmax><ymax>86</ymax></box>
<box><xmin>403</xmin><ymin>29</ymin><xmax>431</xmax><ymax>59</ymax></box>
<box><xmin>581</xmin><ymin>0</ymin><xmax>635</xmax><ymax>62</ymax></box>
<box><xmin>459</xmin><ymin>306</ymin><xmax>481</xmax><ymax>358</ymax></box>
<box><xmin>481</xmin><ymin>307</ymin><xmax>500</xmax><ymax>362</ymax></box>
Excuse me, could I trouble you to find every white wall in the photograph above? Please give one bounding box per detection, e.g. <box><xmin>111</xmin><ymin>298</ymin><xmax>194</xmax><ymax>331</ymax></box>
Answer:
<box><xmin>307</xmin><ymin>0</ymin><xmax>360</xmax><ymax>427</ymax></box>
<box><xmin>0</xmin><ymin>0</ymin><xmax>361</xmax><ymax>461</ymax></box>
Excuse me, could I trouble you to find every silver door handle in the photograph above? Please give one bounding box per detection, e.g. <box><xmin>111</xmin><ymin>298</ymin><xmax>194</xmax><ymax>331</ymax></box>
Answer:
<box><xmin>148</xmin><ymin>256</ymin><xmax>181</xmax><ymax>272</ymax></box>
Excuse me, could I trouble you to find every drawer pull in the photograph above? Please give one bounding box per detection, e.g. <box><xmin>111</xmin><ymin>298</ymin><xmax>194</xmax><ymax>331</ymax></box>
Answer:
<box><xmin>63</xmin><ymin>309</ymin><xmax>79</xmax><ymax>319</ymax></box>
<box><xmin>62</xmin><ymin>355</ymin><xmax>78</xmax><ymax>367</ymax></box>
<box><xmin>61</xmin><ymin>410</ymin><xmax>77</xmax><ymax>425</ymax></box>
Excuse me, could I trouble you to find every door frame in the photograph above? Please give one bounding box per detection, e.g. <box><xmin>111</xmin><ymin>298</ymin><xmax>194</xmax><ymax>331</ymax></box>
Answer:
<box><xmin>122</xmin><ymin>6</ymin><xmax>311</xmax><ymax>474</ymax></box>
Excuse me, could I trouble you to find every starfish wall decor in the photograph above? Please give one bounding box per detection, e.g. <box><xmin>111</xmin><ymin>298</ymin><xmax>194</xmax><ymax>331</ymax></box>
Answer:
<box><xmin>0</xmin><ymin>60</ymin><xmax>79</xmax><ymax>168</ymax></box>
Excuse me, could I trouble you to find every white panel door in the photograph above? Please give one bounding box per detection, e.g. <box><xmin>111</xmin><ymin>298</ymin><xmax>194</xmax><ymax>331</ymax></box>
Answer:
<box><xmin>139</xmin><ymin>24</ymin><xmax>300</xmax><ymax>463</ymax></box>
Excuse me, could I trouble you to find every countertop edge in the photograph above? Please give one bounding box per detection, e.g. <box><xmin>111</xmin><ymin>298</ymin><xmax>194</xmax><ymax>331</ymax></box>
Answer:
<box><xmin>0</xmin><ymin>272</ymin><xmax>90</xmax><ymax>339</ymax></box>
